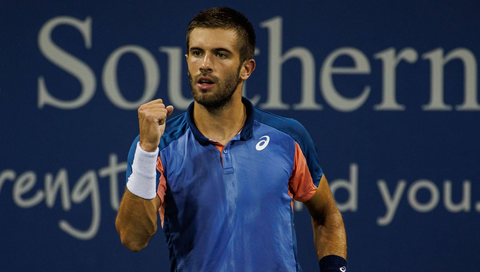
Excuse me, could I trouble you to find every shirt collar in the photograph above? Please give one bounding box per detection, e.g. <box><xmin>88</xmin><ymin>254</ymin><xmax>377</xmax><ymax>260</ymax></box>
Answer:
<box><xmin>186</xmin><ymin>97</ymin><xmax>255</xmax><ymax>145</ymax></box>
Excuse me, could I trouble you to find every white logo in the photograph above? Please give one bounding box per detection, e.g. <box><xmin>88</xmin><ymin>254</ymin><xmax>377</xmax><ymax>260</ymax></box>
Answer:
<box><xmin>255</xmin><ymin>135</ymin><xmax>270</xmax><ymax>151</ymax></box>
<box><xmin>340</xmin><ymin>266</ymin><xmax>347</xmax><ymax>272</ymax></box>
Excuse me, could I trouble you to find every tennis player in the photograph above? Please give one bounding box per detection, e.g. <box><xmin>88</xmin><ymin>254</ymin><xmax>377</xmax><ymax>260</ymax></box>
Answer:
<box><xmin>116</xmin><ymin>7</ymin><xmax>347</xmax><ymax>272</ymax></box>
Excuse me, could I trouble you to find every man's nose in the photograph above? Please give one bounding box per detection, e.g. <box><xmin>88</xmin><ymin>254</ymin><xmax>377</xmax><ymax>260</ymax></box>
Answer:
<box><xmin>200</xmin><ymin>54</ymin><xmax>213</xmax><ymax>72</ymax></box>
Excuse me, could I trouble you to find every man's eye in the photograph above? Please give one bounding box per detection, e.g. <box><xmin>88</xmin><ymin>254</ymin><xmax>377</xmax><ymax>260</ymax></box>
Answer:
<box><xmin>216</xmin><ymin>53</ymin><xmax>227</xmax><ymax>58</ymax></box>
<box><xmin>192</xmin><ymin>51</ymin><xmax>202</xmax><ymax>57</ymax></box>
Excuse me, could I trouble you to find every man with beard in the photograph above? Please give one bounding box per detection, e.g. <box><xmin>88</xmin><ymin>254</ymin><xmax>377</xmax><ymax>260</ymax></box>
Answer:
<box><xmin>116</xmin><ymin>7</ymin><xmax>347</xmax><ymax>272</ymax></box>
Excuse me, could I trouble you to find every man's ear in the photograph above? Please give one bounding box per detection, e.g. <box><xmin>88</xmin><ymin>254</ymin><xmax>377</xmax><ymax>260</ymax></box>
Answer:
<box><xmin>240</xmin><ymin>59</ymin><xmax>256</xmax><ymax>80</ymax></box>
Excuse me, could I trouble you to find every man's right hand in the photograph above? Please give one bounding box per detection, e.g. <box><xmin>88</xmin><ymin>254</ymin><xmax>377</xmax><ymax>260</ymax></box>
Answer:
<box><xmin>138</xmin><ymin>99</ymin><xmax>174</xmax><ymax>152</ymax></box>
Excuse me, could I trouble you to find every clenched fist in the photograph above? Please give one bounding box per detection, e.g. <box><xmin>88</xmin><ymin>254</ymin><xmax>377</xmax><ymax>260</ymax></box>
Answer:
<box><xmin>138</xmin><ymin>99</ymin><xmax>174</xmax><ymax>152</ymax></box>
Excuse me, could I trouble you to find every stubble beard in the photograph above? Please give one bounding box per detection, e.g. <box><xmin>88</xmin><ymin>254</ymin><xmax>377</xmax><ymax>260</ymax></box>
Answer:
<box><xmin>189</xmin><ymin>66</ymin><xmax>242</xmax><ymax>111</ymax></box>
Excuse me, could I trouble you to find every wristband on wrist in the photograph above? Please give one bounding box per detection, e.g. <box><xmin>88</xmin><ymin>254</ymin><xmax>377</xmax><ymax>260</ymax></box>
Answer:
<box><xmin>319</xmin><ymin>255</ymin><xmax>347</xmax><ymax>272</ymax></box>
<box><xmin>126</xmin><ymin>142</ymin><xmax>158</xmax><ymax>199</ymax></box>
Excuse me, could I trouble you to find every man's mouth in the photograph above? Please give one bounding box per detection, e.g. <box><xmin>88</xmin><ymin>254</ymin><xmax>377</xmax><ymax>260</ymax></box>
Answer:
<box><xmin>197</xmin><ymin>77</ymin><xmax>215</xmax><ymax>90</ymax></box>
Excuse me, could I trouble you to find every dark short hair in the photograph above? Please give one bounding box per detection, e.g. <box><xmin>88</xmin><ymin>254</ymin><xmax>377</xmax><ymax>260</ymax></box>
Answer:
<box><xmin>186</xmin><ymin>7</ymin><xmax>256</xmax><ymax>63</ymax></box>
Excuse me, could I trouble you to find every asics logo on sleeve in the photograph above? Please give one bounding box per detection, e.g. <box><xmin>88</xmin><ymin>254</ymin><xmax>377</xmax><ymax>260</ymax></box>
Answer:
<box><xmin>340</xmin><ymin>266</ymin><xmax>347</xmax><ymax>272</ymax></box>
<box><xmin>255</xmin><ymin>135</ymin><xmax>270</xmax><ymax>151</ymax></box>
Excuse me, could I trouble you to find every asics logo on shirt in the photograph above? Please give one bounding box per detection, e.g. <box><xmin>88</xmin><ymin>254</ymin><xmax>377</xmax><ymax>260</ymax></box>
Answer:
<box><xmin>255</xmin><ymin>135</ymin><xmax>270</xmax><ymax>151</ymax></box>
<box><xmin>340</xmin><ymin>266</ymin><xmax>347</xmax><ymax>272</ymax></box>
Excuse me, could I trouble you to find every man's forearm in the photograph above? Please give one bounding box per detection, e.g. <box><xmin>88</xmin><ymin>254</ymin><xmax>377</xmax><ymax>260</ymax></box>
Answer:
<box><xmin>312</xmin><ymin>210</ymin><xmax>347</xmax><ymax>260</ymax></box>
<box><xmin>117</xmin><ymin>139</ymin><xmax>160</xmax><ymax>251</ymax></box>
<box><xmin>115</xmin><ymin>189</ymin><xmax>160</xmax><ymax>252</ymax></box>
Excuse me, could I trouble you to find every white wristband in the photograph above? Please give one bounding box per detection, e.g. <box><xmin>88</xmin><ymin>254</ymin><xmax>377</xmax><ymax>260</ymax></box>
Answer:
<box><xmin>126</xmin><ymin>142</ymin><xmax>158</xmax><ymax>199</ymax></box>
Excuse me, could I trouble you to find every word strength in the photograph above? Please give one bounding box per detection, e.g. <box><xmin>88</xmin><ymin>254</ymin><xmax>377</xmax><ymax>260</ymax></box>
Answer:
<box><xmin>0</xmin><ymin>154</ymin><xmax>126</xmax><ymax>240</ymax></box>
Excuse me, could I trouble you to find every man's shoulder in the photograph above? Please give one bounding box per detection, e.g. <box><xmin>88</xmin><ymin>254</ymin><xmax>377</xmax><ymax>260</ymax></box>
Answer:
<box><xmin>160</xmin><ymin>112</ymin><xmax>190</xmax><ymax>149</ymax></box>
<box><xmin>253</xmin><ymin>108</ymin><xmax>311</xmax><ymax>143</ymax></box>
<box><xmin>165</xmin><ymin>111</ymin><xmax>188</xmax><ymax>128</ymax></box>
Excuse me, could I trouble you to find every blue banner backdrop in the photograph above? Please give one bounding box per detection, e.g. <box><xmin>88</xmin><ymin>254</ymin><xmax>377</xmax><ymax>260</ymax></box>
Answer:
<box><xmin>1</xmin><ymin>1</ymin><xmax>479</xmax><ymax>271</ymax></box>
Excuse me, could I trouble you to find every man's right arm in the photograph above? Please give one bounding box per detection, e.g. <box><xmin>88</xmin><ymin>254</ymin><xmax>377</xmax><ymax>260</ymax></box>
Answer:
<box><xmin>115</xmin><ymin>99</ymin><xmax>173</xmax><ymax>252</ymax></box>
<box><xmin>116</xmin><ymin>188</ymin><xmax>161</xmax><ymax>251</ymax></box>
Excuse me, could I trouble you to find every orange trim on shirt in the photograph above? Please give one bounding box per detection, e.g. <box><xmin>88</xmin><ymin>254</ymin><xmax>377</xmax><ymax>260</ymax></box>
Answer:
<box><xmin>209</xmin><ymin>140</ymin><xmax>225</xmax><ymax>153</ymax></box>
<box><xmin>289</xmin><ymin>142</ymin><xmax>318</xmax><ymax>203</ymax></box>
<box><xmin>156</xmin><ymin>156</ymin><xmax>167</xmax><ymax>228</ymax></box>
<box><xmin>209</xmin><ymin>139</ymin><xmax>225</xmax><ymax>165</ymax></box>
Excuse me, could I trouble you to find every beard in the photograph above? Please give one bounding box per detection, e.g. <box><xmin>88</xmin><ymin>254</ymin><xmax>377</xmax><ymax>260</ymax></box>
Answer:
<box><xmin>189</xmin><ymin>65</ymin><xmax>242</xmax><ymax>111</ymax></box>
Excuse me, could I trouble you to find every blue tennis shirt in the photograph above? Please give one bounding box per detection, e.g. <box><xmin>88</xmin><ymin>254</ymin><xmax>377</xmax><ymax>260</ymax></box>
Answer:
<box><xmin>127</xmin><ymin>97</ymin><xmax>323</xmax><ymax>271</ymax></box>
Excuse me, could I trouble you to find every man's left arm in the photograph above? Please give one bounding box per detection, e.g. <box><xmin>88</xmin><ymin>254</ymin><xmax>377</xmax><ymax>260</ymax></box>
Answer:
<box><xmin>304</xmin><ymin>174</ymin><xmax>348</xmax><ymax>271</ymax></box>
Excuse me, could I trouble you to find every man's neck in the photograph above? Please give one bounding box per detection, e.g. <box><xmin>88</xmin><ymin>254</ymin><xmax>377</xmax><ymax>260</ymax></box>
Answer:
<box><xmin>193</xmin><ymin>92</ymin><xmax>246</xmax><ymax>146</ymax></box>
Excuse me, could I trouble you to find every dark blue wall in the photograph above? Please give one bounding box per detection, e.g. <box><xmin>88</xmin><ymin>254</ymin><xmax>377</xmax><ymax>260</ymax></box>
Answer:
<box><xmin>1</xmin><ymin>1</ymin><xmax>479</xmax><ymax>271</ymax></box>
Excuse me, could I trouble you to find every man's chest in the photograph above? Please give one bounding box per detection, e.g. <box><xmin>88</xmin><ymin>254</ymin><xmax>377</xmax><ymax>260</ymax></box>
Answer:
<box><xmin>162</xmin><ymin>133</ymin><xmax>296</xmax><ymax>205</ymax></box>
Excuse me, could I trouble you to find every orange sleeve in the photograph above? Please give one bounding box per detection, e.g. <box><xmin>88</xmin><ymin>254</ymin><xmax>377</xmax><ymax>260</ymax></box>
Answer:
<box><xmin>289</xmin><ymin>142</ymin><xmax>318</xmax><ymax>202</ymax></box>
<box><xmin>156</xmin><ymin>156</ymin><xmax>167</xmax><ymax>228</ymax></box>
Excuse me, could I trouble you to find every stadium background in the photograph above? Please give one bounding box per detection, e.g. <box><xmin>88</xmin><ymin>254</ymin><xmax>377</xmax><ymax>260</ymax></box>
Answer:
<box><xmin>1</xmin><ymin>1</ymin><xmax>479</xmax><ymax>271</ymax></box>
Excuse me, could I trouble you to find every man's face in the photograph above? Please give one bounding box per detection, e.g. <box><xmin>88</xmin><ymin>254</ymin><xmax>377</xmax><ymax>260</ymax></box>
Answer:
<box><xmin>186</xmin><ymin>28</ymin><xmax>243</xmax><ymax>110</ymax></box>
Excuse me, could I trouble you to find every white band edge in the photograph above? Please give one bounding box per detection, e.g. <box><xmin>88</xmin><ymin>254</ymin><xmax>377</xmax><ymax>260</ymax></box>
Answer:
<box><xmin>126</xmin><ymin>142</ymin><xmax>158</xmax><ymax>199</ymax></box>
